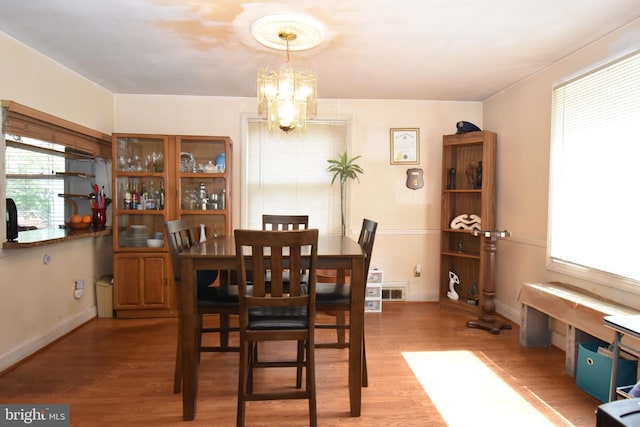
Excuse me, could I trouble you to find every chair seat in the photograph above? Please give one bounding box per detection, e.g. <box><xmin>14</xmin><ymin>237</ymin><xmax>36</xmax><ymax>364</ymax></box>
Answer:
<box><xmin>316</xmin><ymin>283</ymin><xmax>350</xmax><ymax>305</ymax></box>
<box><xmin>198</xmin><ymin>285</ymin><xmax>241</xmax><ymax>305</ymax></box>
<box><xmin>198</xmin><ymin>284</ymin><xmax>257</xmax><ymax>306</ymax></box>
<box><xmin>249</xmin><ymin>306</ymin><xmax>308</xmax><ymax>330</ymax></box>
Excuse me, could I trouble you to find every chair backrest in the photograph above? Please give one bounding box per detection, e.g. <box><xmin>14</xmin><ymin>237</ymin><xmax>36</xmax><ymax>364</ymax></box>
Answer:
<box><xmin>262</xmin><ymin>214</ymin><xmax>309</xmax><ymax>231</ymax></box>
<box><xmin>166</xmin><ymin>219</ymin><xmax>194</xmax><ymax>281</ymax></box>
<box><xmin>358</xmin><ymin>218</ymin><xmax>378</xmax><ymax>279</ymax></box>
<box><xmin>234</xmin><ymin>228</ymin><xmax>318</xmax><ymax>309</ymax></box>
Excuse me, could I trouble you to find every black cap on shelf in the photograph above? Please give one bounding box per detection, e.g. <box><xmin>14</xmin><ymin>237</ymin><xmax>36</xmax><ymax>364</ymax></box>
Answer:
<box><xmin>456</xmin><ymin>121</ymin><xmax>481</xmax><ymax>134</ymax></box>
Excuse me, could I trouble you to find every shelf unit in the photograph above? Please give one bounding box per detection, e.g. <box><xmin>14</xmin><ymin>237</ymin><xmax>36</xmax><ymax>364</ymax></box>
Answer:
<box><xmin>111</xmin><ymin>133</ymin><xmax>232</xmax><ymax>317</ymax></box>
<box><xmin>438</xmin><ymin>130</ymin><xmax>496</xmax><ymax>315</ymax></box>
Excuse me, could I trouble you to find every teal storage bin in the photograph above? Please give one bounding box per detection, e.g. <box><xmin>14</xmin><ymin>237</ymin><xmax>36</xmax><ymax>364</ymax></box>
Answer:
<box><xmin>576</xmin><ymin>341</ymin><xmax>637</xmax><ymax>402</ymax></box>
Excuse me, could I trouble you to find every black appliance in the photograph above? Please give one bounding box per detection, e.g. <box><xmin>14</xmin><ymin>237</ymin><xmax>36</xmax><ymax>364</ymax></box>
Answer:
<box><xmin>6</xmin><ymin>198</ymin><xmax>18</xmax><ymax>241</ymax></box>
<box><xmin>596</xmin><ymin>397</ymin><xmax>640</xmax><ymax>426</ymax></box>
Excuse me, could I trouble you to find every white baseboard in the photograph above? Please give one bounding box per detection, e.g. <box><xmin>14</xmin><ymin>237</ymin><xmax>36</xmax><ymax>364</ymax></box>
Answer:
<box><xmin>406</xmin><ymin>289</ymin><xmax>439</xmax><ymax>302</ymax></box>
<box><xmin>496</xmin><ymin>300</ymin><xmax>520</xmax><ymax>324</ymax></box>
<box><xmin>0</xmin><ymin>306</ymin><xmax>96</xmax><ymax>372</ymax></box>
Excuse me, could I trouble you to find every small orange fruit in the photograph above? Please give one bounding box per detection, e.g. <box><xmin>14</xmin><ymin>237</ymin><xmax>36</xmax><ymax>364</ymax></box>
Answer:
<box><xmin>81</xmin><ymin>215</ymin><xmax>92</xmax><ymax>224</ymax></box>
<box><xmin>69</xmin><ymin>214</ymin><xmax>82</xmax><ymax>224</ymax></box>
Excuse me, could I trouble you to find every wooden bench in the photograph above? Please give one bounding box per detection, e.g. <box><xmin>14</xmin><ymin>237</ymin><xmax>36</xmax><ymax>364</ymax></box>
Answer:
<box><xmin>518</xmin><ymin>282</ymin><xmax>638</xmax><ymax>376</ymax></box>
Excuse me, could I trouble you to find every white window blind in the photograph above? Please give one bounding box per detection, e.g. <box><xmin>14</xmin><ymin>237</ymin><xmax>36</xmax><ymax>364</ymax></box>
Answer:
<box><xmin>548</xmin><ymin>50</ymin><xmax>640</xmax><ymax>285</ymax></box>
<box><xmin>5</xmin><ymin>135</ymin><xmax>66</xmax><ymax>228</ymax></box>
<box><xmin>245</xmin><ymin>119</ymin><xmax>347</xmax><ymax>234</ymax></box>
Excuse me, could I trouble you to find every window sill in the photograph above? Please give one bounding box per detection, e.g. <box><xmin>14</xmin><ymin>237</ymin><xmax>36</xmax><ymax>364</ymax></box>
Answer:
<box><xmin>2</xmin><ymin>227</ymin><xmax>112</xmax><ymax>249</ymax></box>
<box><xmin>546</xmin><ymin>257</ymin><xmax>640</xmax><ymax>297</ymax></box>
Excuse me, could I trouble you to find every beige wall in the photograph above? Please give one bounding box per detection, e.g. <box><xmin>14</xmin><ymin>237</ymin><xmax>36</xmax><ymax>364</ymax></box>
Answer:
<box><xmin>114</xmin><ymin>95</ymin><xmax>482</xmax><ymax>301</ymax></box>
<box><xmin>0</xmin><ymin>33</ymin><xmax>114</xmax><ymax>371</ymax></box>
<box><xmin>0</xmin><ymin>33</ymin><xmax>114</xmax><ymax>135</ymax></box>
<box><xmin>483</xmin><ymin>17</ymin><xmax>640</xmax><ymax>336</ymax></box>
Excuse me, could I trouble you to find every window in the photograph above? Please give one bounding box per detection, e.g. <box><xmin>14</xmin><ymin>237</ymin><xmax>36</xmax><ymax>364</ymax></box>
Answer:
<box><xmin>548</xmin><ymin>50</ymin><xmax>640</xmax><ymax>289</ymax></box>
<box><xmin>1</xmin><ymin>101</ymin><xmax>111</xmax><ymax>240</ymax></box>
<box><xmin>243</xmin><ymin>119</ymin><xmax>348</xmax><ymax>234</ymax></box>
<box><xmin>5</xmin><ymin>135</ymin><xmax>65</xmax><ymax>229</ymax></box>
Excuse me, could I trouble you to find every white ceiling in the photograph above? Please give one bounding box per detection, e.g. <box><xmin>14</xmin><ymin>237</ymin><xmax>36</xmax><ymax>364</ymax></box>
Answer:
<box><xmin>0</xmin><ymin>0</ymin><xmax>638</xmax><ymax>101</ymax></box>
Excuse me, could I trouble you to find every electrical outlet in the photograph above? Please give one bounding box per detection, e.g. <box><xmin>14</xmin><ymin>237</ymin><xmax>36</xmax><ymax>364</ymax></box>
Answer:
<box><xmin>74</xmin><ymin>279</ymin><xmax>85</xmax><ymax>299</ymax></box>
<box><xmin>415</xmin><ymin>264</ymin><xmax>422</xmax><ymax>277</ymax></box>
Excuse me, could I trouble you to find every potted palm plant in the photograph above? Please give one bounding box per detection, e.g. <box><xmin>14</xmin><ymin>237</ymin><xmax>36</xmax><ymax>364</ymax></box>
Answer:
<box><xmin>327</xmin><ymin>151</ymin><xmax>364</xmax><ymax>236</ymax></box>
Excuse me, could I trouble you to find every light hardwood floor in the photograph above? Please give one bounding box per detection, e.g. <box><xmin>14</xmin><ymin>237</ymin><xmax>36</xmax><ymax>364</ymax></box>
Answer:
<box><xmin>0</xmin><ymin>303</ymin><xmax>599</xmax><ymax>426</ymax></box>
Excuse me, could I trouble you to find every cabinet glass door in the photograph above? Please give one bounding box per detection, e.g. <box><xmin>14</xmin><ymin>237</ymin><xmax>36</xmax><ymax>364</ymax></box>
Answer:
<box><xmin>176</xmin><ymin>136</ymin><xmax>231</xmax><ymax>236</ymax></box>
<box><xmin>113</xmin><ymin>135</ymin><xmax>169</xmax><ymax>250</ymax></box>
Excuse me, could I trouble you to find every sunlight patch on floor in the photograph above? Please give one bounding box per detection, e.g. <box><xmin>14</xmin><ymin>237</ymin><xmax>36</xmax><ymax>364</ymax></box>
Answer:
<box><xmin>402</xmin><ymin>350</ymin><xmax>572</xmax><ymax>427</ymax></box>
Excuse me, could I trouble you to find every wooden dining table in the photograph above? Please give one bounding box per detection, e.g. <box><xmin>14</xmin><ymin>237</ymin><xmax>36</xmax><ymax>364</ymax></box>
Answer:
<box><xmin>177</xmin><ymin>234</ymin><xmax>366</xmax><ymax>421</ymax></box>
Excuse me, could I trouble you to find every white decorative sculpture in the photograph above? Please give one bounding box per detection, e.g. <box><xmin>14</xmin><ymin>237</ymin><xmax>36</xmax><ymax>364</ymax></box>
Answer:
<box><xmin>447</xmin><ymin>271</ymin><xmax>460</xmax><ymax>300</ymax></box>
<box><xmin>199</xmin><ymin>224</ymin><xmax>206</xmax><ymax>243</ymax></box>
<box><xmin>450</xmin><ymin>213</ymin><xmax>481</xmax><ymax>231</ymax></box>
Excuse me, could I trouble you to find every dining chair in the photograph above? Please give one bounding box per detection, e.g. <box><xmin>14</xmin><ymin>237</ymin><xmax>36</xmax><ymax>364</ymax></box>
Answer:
<box><xmin>315</xmin><ymin>218</ymin><xmax>378</xmax><ymax>387</ymax></box>
<box><xmin>234</xmin><ymin>228</ymin><xmax>319</xmax><ymax>427</ymax></box>
<box><xmin>166</xmin><ymin>219</ymin><xmax>239</xmax><ymax>394</ymax></box>
<box><xmin>262</xmin><ymin>214</ymin><xmax>309</xmax><ymax>231</ymax></box>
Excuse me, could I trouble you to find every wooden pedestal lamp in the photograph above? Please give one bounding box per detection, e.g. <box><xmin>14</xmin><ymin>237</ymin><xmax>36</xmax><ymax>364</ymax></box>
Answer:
<box><xmin>466</xmin><ymin>229</ymin><xmax>512</xmax><ymax>334</ymax></box>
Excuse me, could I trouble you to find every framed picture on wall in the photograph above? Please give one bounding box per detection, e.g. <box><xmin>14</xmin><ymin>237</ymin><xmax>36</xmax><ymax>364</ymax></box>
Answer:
<box><xmin>390</xmin><ymin>128</ymin><xmax>420</xmax><ymax>164</ymax></box>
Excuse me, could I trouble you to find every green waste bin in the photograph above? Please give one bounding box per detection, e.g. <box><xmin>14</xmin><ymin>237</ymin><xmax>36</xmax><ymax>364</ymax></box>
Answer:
<box><xmin>95</xmin><ymin>275</ymin><xmax>113</xmax><ymax>318</ymax></box>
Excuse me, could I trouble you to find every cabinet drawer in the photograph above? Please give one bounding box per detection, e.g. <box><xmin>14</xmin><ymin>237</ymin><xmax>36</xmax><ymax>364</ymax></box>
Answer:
<box><xmin>366</xmin><ymin>285</ymin><xmax>382</xmax><ymax>299</ymax></box>
<box><xmin>365</xmin><ymin>299</ymin><xmax>382</xmax><ymax>313</ymax></box>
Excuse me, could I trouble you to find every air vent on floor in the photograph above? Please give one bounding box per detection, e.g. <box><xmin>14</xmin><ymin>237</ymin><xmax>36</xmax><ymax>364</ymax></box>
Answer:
<box><xmin>382</xmin><ymin>283</ymin><xmax>407</xmax><ymax>301</ymax></box>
